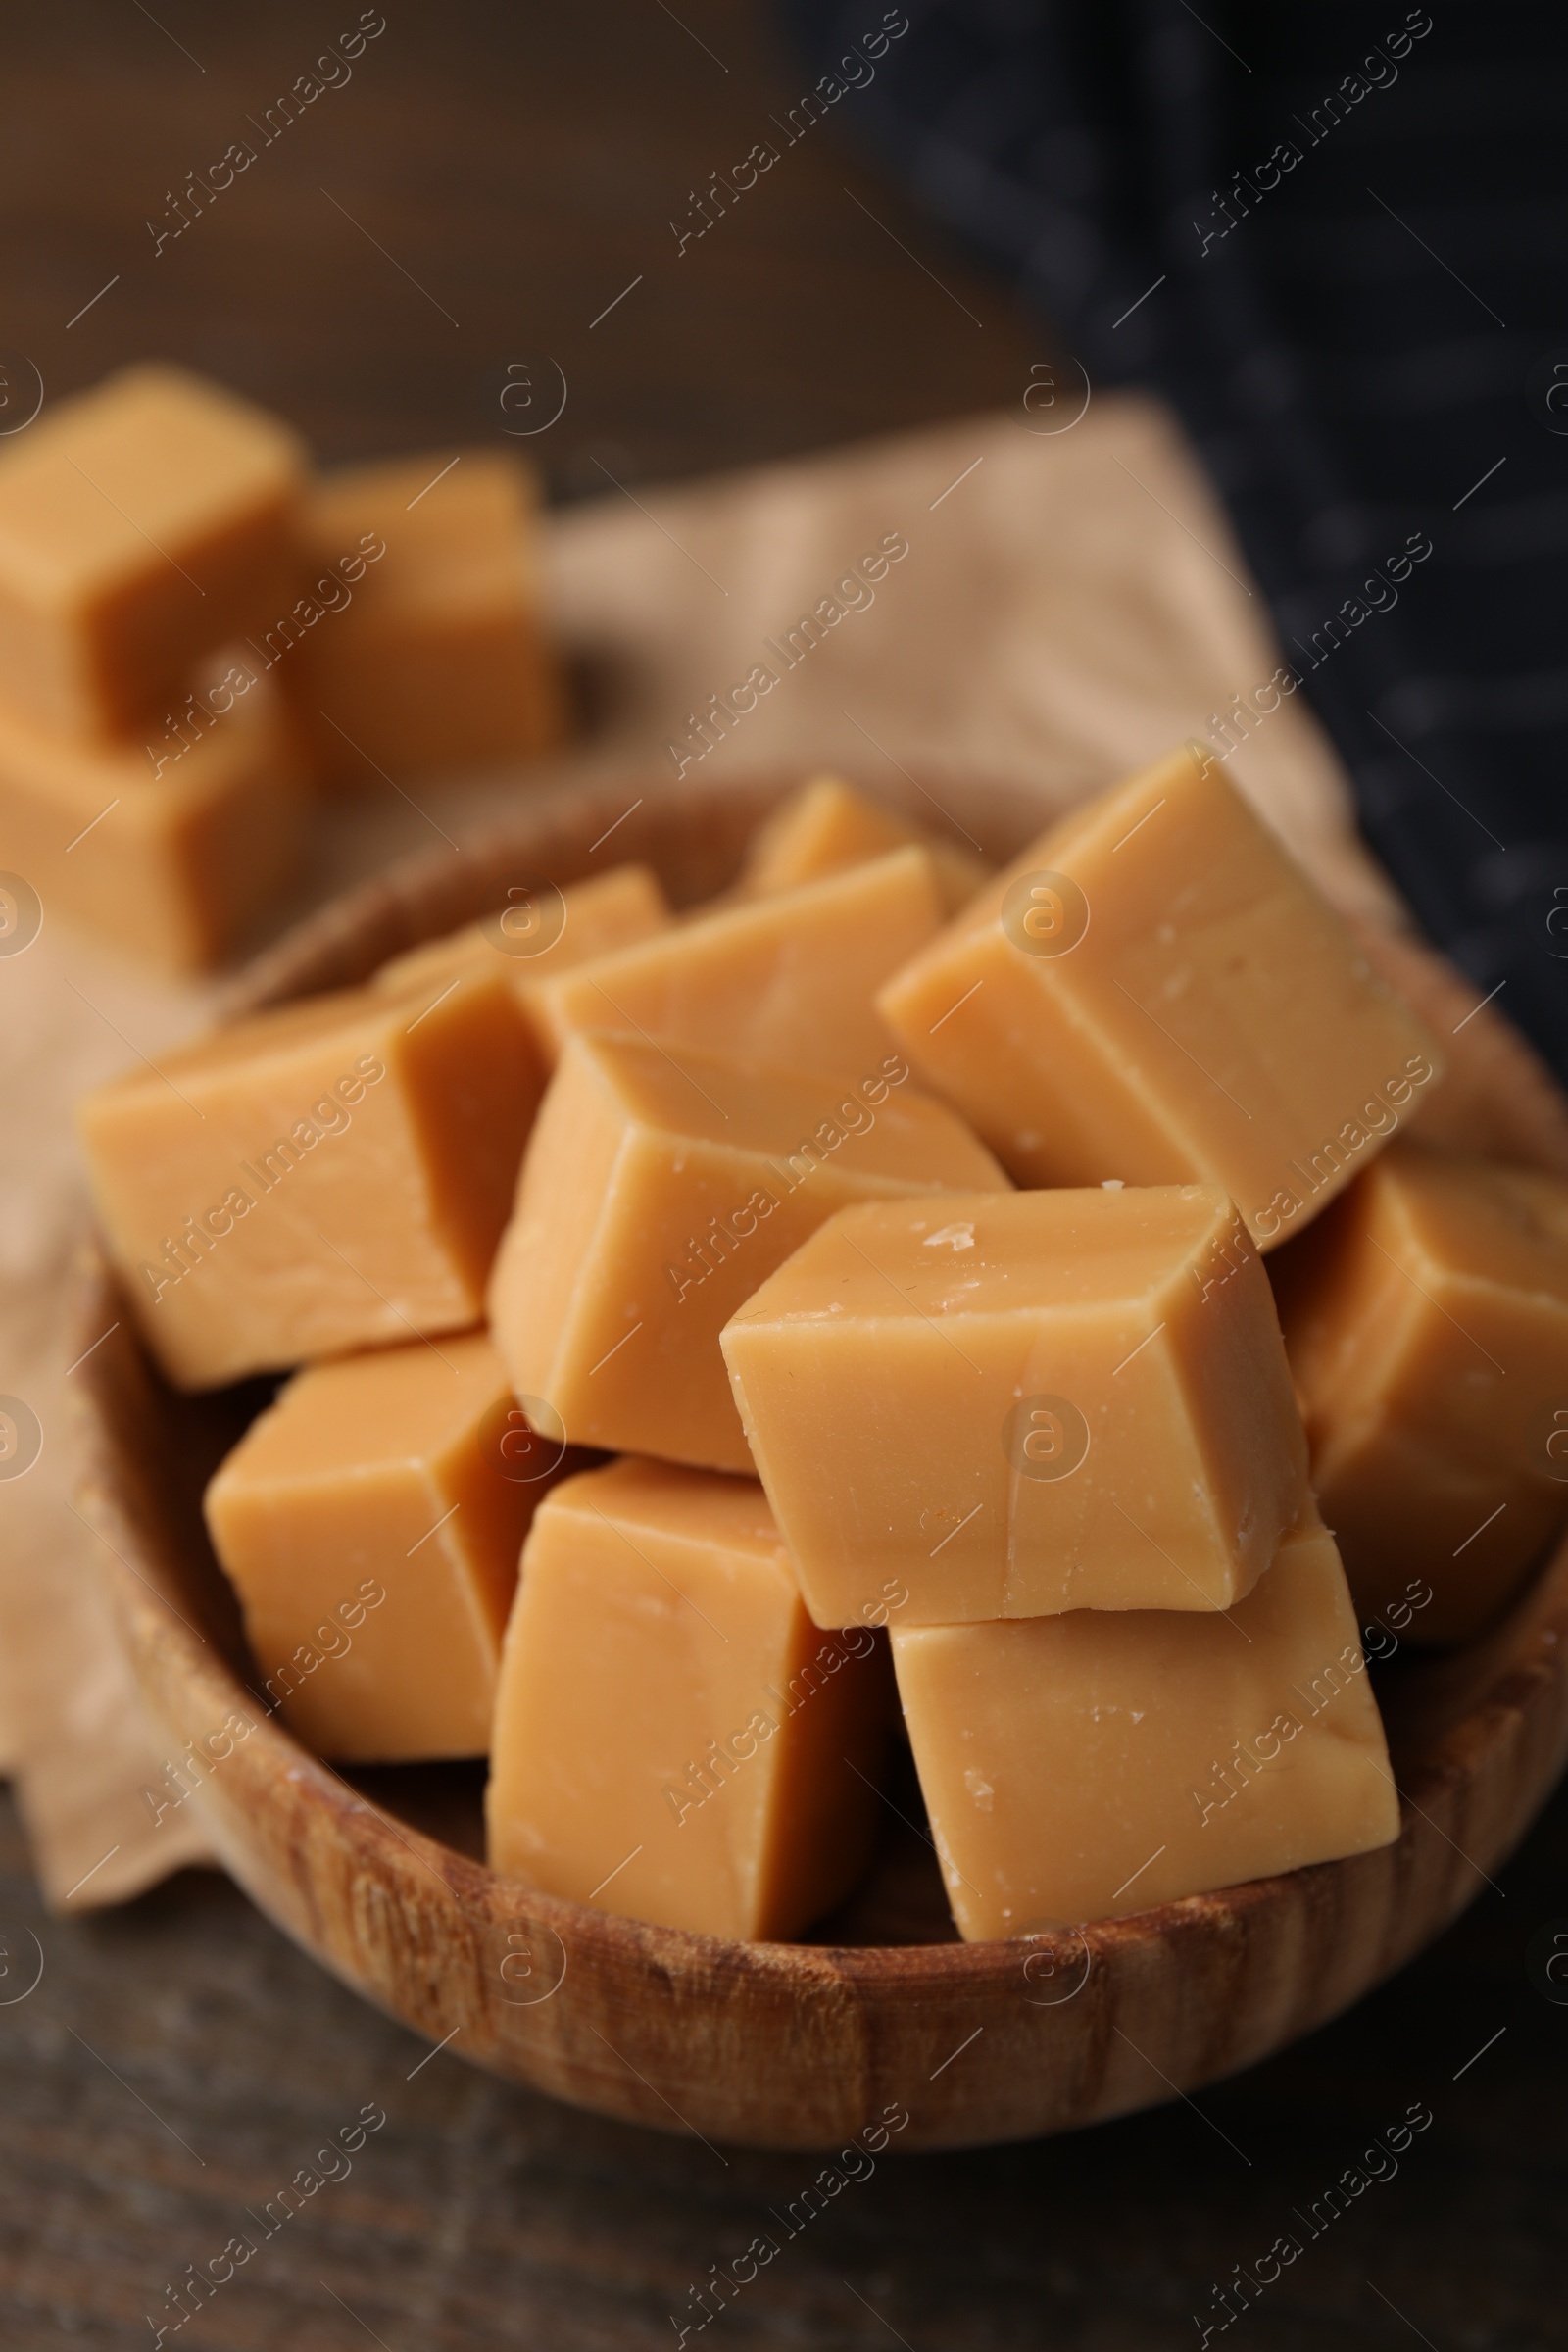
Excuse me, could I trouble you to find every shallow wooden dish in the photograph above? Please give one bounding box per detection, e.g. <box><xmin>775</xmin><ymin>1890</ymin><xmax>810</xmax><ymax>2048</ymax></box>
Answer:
<box><xmin>74</xmin><ymin>766</ymin><xmax>1568</xmax><ymax>2151</ymax></box>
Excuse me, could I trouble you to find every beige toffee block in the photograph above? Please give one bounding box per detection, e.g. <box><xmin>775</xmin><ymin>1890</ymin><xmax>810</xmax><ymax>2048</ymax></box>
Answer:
<box><xmin>0</xmin><ymin>365</ymin><xmax>304</xmax><ymax>736</ymax></box>
<box><xmin>0</xmin><ymin>654</ymin><xmax>307</xmax><ymax>972</ymax></box>
<box><xmin>892</xmin><ymin>1512</ymin><xmax>1399</xmax><ymax>1939</ymax></box>
<box><xmin>372</xmin><ymin>863</ymin><xmax>670</xmax><ymax>1060</ymax></box>
<box><xmin>876</xmin><ymin>744</ymin><xmax>1445</xmax><ymax>1249</ymax></box>
<box><xmin>282</xmin><ymin>450</ymin><xmax>564</xmax><ymax>783</ymax></box>
<box><xmin>485</xmin><ymin>1456</ymin><xmax>893</xmax><ymax>1939</ymax></box>
<box><xmin>205</xmin><ymin>1332</ymin><xmax>566</xmax><ymax>1762</ymax></box>
<box><xmin>487</xmin><ymin>1030</ymin><xmax>1008</xmax><ymax>1473</ymax></box>
<box><xmin>533</xmin><ymin>845</ymin><xmax>945</xmax><ymax>1077</ymax></box>
<box><xmin>1272</xmin><ymin>1139</ymin><xmax>1568</xmax><ymax>1642</ymax></box>
<box><xmin>740</xmin><ymin>774</ymin><xmax>991</xmax><ymax>914</ymax></box>
<box><xmin>78</xmin><ymin>974</ymin><xmax>541</xmax><ymax>1390</ymax></box>
<box><xmin>721</xmin><ymin>1185</ymin><xmax>1309</xmax><ymax>1627</ymax></box>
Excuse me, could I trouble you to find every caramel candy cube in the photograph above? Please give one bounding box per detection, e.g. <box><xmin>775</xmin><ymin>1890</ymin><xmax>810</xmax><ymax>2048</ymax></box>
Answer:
<box><xmin>741</xmin><ymin>774</ymin><xmax>990</xmax><ymax>914</ymax></box>
<box><xmin>0</xmin><ymin>366</ymin><xmax>304</xmax><ymax>737</ymax></box>
<box><xmin>1273</xmin><ymin>1139</ymin><xmax>1568</xmax><ymax>1642</ymax></box>
<box><xmin>877</xmin><ymin>745</ymin><xmax>1444</xmax><ymax>1248</ymax></box>
<box><xmin>282</xmin><ymin>451</ymin><xmax>564</xmax><ymax>784</ymax></box>
<box><xmin>722</xmin><ymin>1185</ymin><xmax>1309</xmax><ymax>1627</ymax></box>
<box><xmin>372</xmin><ymin>862</ymin><xmax>670</xmax><ymax>1061</ymax></box>
<box><xmin>78</xmin><ymin>974</ymin><xmax>541</xmax><ymax>1390</ymax></box>
<box><xmin>486</xmin><ymin>1457</ymin><xmax>892</xmax><ymax>1938</ymax></box>
<box><xmin>488</xmin><ymin>1030</ymin><xmax>1007</xmax><ymax>1473</ymax></box>
<box><xmin>534</xmin><ymin>846</ymin><xmax>944</xmax><ymax>1077</ymax></box>
<box><xmin>206</xmin><ymin>1333</ymin><xmax>562</xmax><ymax>1761</ymax></box>
<box><xmin>893</xmin><ymin>1513</ymin><xmax>1399</xmax><ymax>1939</ymax></box>
<box><xmin>0</xmin><ymin>655</ymin><xmax>306</xmax><ymax>971</ymax></box>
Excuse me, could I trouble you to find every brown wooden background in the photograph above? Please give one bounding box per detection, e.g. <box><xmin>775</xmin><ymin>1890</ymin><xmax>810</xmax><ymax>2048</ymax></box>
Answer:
<box><xmin>0</xmin><ymin>4</ymin><xmax>1563</xmax><ymax>2345</ymax></box>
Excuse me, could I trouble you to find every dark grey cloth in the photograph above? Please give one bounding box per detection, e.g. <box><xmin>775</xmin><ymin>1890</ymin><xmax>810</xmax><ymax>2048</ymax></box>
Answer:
<box><xmin>789</xmin><ymin>1</ymin><xmax>1568</xmax><ymax>1073</ymax></box>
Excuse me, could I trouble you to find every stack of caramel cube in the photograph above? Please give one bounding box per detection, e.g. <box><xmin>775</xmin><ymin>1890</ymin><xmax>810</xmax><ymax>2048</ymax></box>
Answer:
<box><xmin>78</xmin><ymin>754</ymin><xmax>1568</xmax><ymax>1947</ymax></box>
<box><xmin>0</xmin><ymin>365</ymin><xmax>562</xmax><ymax>971</ymax></box>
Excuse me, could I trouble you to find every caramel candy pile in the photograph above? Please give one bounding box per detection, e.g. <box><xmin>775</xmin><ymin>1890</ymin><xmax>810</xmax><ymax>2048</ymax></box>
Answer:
<box><xmin>0</xmin><ymin>365</ymin><xmax>564</xmax><ymax>971</ymax></box>
<box><xmin>78</xmin><ymin>758</ymin><xmax>1568</xmax><ymax>1946</ymax></box>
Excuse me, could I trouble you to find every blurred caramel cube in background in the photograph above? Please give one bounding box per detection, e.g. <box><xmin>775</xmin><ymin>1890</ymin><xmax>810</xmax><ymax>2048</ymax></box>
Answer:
<box><xmin>282</xmin><ymin>449</ymin><xmax>564</xmax><ymax>785</ymax></box>
<box><xmin>0</xmin><ymin>364</ymin><xmax>303</xmax><ymax>738</ymax></box>
<box><xmin>0</xmin><ymin>650</ymin><xmax>306</xmax><ymax>972</ymax></box>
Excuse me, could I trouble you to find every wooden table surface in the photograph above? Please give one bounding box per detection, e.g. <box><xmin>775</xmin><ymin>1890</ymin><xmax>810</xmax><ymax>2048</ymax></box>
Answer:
<box><xmin>1</xmin><ymin>5</ymin><xmax>1563</xmax><ymax>2345</ymax></box>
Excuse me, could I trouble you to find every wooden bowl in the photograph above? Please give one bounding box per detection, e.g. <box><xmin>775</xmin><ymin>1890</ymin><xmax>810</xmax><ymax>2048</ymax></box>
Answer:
<box><xmin>72</xmin><ymin>765</ymin><xmax>1568</xmax><ymax>2151</ymax></box>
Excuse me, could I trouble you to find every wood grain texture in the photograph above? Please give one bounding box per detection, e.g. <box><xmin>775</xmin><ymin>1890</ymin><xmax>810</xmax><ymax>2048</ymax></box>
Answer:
<box><xmin>3</xmin><ymin>3</ymin><xmax>1036</xmax><ymax>496</ymax></box>
<box><xmin>71</xmin><ymin>766</ymin><xmax>1568</xmax><ymax>2151</ymax></box>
